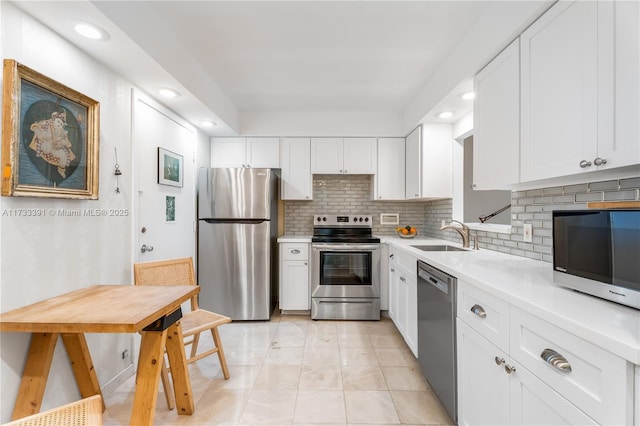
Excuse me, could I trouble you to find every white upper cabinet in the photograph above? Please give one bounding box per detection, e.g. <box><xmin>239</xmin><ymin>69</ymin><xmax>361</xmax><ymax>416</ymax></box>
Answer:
<box><xmin>211</xmin><ymin>137</ymin><xmax>279</xmax><ymax>168</ymax></box>
<box><xmin>406</xmin><ymin>124</ymin><xmax>452</xmax><ymax>200</ymax></box>
<box><xmin>610</xmin><ymin>1</ymin><xmax>640</xmax><ymax>168</ymax></box>
<box><xmin>473</xmin><ymin>39</ymin><xmax>520</xmax><ymax>189</ymax></box>
<box><xmin>520</xmin><ymin>1</ymin><xmax>638</xmax><ymax>182</ymax></box>
<box><xmin>280</xmin><ymin>138</ymin><xmax>313</xmax><ymax>200</ymax></box>
<box><xmin>343</xmin><ymin>138</ymin><xmax>377</xmax><ymax>174</ymax></box>
<box><xmin>372</xmin><ymin>137</ymin><xmax>405</xmax><ymax>200</ymax></box>
<box><xmin>311</xmin><ymin>137</ymin><xmax>377</xmax><ymax>174</ymax></box>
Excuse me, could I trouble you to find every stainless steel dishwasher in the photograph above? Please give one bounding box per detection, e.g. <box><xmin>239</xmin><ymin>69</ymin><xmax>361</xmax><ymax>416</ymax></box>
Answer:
<box><xmin>417</xmin><ymin>260</ymin><xmax>457</xmax><ymax>423</ymax></box>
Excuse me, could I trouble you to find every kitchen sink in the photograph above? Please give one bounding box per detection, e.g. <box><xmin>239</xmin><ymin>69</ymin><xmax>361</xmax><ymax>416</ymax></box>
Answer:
<box><xmin>410</xmin><ymin>245</ymin><xmax>468</xmax><ymax>252</ymax></box>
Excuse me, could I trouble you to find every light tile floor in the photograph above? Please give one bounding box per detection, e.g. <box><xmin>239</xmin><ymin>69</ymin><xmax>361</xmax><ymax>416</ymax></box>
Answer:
<box><xmin>103</xmin><ymin>311</ymin><xmax>454</xmax><ymax>425</ymax></box>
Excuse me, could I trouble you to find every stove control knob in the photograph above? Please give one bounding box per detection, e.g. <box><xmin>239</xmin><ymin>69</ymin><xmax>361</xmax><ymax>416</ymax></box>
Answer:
<box><xmin>317</xmin><ymin>217</ymin><xmax>322</xmax><ymax>222</ymax></box>
<box><xmin>359</xmin><ymin>217</ymin><xmax>363</xmax><ymax>222</ymax></box>
<box><xmin>365</xmin><ymin>217</ymin><xmax>369</xmax><ymax>222</ymax></box>
<box><xmin>353</xmin><ymin>217</ymin><xmax>357</xmax><ymax>222</ymax></box>
<box><xmin>322</xmin><ymin>217</ymin><xmax>327</xmax><ymax>222</ymax></box>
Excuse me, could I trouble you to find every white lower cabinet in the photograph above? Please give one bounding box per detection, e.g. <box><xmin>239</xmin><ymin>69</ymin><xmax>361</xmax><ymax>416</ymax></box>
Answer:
<box><xmin>457</xmin><ymin>280</ymin><xmax>633</xmax><ymax>425</ymax></box>
<box><xmin>458</xmin><ymin>319</ymin><xmax>597</xmax><ymax>426</ymax></box>
<box><xmin>388</xmin><ymin>247</ymin><xmax>418</xmax><ymax>356</ymax></box>
<box><xmin>279</xmin><ymin>243</ymin><xmax>309</xmax><ymax>310</ymax></box>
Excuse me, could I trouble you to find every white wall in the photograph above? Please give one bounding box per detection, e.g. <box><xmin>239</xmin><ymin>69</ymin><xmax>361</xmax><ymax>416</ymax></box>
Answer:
<box><xmin>240</xmin><ymin>110</ymin><xmax>405</xmax><ymax>137</ymax></box>
<box><xmin>0</xmin><ymin>3</ymin><xmax>200</xmax><ymax>420</ymax></box>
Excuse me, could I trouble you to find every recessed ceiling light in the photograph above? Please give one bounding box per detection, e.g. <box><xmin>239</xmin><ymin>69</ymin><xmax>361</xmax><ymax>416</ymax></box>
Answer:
<box><xmin>438</xmin><ymin>111</ymin><xmax>453</xmax><ymax>119</ymax></box>
<box><xmin>158</xmin><ymin>88</ymin><xmax>180</xmax><ymax>98</ymax></box>
<box><xmin>461</xmin><ymin>91</ymin><xmax>476</xmax><ymax>100</ymax></box>
<box><xmin>75</xmin><ymin>22</ymin><xmax>110</xmax><ymax>41</ymax></box>
<box><xmin>201</xmin><ymin>120</ymin><xmax>218</xmax><ymax>128</ymax></box>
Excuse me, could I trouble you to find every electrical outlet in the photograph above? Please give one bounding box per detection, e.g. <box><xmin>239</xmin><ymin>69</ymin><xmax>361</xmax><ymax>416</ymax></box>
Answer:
<box><xmin>523</xmin><ymin>223</ymin><xmax>533</xmax><ymax>242</ymax></box>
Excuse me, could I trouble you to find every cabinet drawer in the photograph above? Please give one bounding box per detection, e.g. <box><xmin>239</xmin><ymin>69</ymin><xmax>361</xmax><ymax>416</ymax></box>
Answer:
<box><xmin>457</xmin><ymin>280</ymin><xmax>509</xmax><ymax>352</ymax></box>
<box><xmin>510</xmin><ymin>306</ymin><xmax>632</xmax><ymax>426</ymax></box>
<box><xmin>281</xmin><ymin>243</ymin><xmax>308</xmax><ymax>261</ymax></box>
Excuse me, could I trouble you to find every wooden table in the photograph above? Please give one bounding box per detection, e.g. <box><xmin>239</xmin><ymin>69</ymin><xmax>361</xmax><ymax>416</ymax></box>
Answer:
<box><xmin>0</xmin><ymin>284</ymin><xmax>199</xmax><ymax>425</ymax></box>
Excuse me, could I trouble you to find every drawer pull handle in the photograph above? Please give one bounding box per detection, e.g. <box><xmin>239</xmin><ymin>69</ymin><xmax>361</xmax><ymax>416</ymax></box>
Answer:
<box><xmin>290</xmin><ymin>249</ymin><xmax>301</xmax><ymax>254</ymax></box>
<box><xmin>470</xmin><ymin>304</ymin><xmax>487</xmax><ymax>318</ymax></box>
<box><xmin>540</xmin><ymin>348</ymin><xmax>572</xmax><ymax>373</ymax></box>
<box><xmin>494</xmin><ymin>356</ymin><xmax>505</xmax><ymax>366</ymax></box>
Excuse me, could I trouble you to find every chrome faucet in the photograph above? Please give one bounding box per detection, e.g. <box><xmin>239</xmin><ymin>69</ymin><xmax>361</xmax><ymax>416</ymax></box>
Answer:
<box><xmin>440</xmin><ymin>220</ymin><xmax>471</xmax><ymax>248</ymax></box>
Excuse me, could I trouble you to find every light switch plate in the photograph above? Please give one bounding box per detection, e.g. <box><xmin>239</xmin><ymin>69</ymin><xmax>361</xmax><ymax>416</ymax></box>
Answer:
<box><xmin>523</xmin><ymin>223</ymin><xmax>533</xmax><ymax>242</ymax></box>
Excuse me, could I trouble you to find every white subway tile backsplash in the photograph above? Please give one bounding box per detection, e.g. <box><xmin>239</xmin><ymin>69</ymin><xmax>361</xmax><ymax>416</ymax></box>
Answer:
<box><xmin>421</xmin><ymin>176</ymin><xmax>639</xmax><ymax>263</ymax></box>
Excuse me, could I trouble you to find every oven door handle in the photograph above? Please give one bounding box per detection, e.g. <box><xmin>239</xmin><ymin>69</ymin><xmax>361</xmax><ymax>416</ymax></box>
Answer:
<box><xmin>312</xmin><ymin>244</ymin><xmax>380</xmax><ymax>251</ymax></box>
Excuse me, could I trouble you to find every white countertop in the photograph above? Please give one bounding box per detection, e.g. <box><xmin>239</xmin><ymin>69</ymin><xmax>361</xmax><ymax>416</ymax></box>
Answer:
<box><xmin>382</xmin><ymin>236</ymin><xmax>640</xmax><ymax>365</ymax></box>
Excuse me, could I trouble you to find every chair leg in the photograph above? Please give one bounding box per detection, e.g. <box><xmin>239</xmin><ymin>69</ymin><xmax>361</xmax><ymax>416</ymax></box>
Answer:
<box><xmin>211</xmin><ymin>327</ymin><xmax>230</xmax><ymax>380</ymax></box>
<box><xmin>190</xmin><ymin>332</ymin><xmax>201</xmax><ymax>360</ymax></box>
<box><xmin>160</xmin><ymin>356</ymin><xmax>176</xmax><ymax>410</ymax></box>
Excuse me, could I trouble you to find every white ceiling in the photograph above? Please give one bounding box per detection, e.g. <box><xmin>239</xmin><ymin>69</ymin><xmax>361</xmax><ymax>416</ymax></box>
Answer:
<box><xmin>10</xmin><ymin>1</ymin><xmax>550</xmax><ymax>136</ymax></box>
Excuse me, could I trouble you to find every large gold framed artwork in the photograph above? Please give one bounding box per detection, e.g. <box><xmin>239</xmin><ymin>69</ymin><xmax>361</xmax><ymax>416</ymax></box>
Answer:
<box><xmin>1</xmin><ymin>59</ymin><xmax>100</xmax><ymax>199</ymax></box>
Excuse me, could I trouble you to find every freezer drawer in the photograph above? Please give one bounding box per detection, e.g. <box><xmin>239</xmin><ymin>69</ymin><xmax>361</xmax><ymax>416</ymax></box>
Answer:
<box><xmin>198</xmin><ymin>220</ymin><xmax>272</xmax><ymax>320</ymax></box>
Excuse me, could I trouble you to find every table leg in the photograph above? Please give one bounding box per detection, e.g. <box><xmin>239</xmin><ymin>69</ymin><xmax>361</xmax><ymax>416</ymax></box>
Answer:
<box><xmin>164</xmin><ymin>320</ymin><xmax>194</xmax><ymax>415</ymax></box>
<box><xmin>61</xmin><ymin>333</ymin><xmax>106</xmax><ymax>411</ymax></box>
<box><xmin>12</xmin><ymin>332</ymin><xmax>59</xmax><ymax>420</ymax></box>
<box><xmin>130</xmin><ymin>329</ymin><xmax>167</xmax><ymax>426</ymax></box>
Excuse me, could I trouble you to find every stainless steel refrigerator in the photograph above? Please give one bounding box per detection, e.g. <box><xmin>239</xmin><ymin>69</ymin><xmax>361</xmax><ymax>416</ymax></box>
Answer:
<box><xmin>197</xmin><ymin>168</ymin><xmax>279</xmax><ymax>320</ymax></box>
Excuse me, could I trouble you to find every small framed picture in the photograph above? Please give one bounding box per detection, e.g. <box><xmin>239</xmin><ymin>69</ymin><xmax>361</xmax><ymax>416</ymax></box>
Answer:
<box><xmin>165</xmin><ymin>195</ymin><xmax>175</xmax><ymax>222</ymax></box>
<box><xmin>157</xmin><ymin>147</ymin><xmax>182</xmax><ymax>187</ymax></box>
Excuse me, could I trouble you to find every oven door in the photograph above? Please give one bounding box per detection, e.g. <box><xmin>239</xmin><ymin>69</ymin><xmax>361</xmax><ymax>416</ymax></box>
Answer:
<box><xmin>311</xmin><ymin>243</ymin><xmax>380</xmax><ymax>299</ymax></box>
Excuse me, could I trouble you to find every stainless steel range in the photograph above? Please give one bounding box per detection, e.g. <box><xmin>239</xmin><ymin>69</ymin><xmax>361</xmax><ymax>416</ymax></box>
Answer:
<box><xmin>311</xmin><ymin>214</ymin><xmax>381</xmax><ymax>320</ymax></box>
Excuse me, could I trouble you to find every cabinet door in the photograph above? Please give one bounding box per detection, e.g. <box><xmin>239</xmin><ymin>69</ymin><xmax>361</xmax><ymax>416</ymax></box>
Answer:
<box><xmin>404</xmin><ymin>275</ymin><xmax>418</xmax><ymax>357</ymax></box>
<box><xmin>510</xmin><ymin>361</ymin><xmax>598</xmax><ymax>425</ymax></box>
<box><xmin>421</xmin><ymin>124</ymin><xmax>452</xmax><ymax>199</ymax></box>
<box><xmin>311</xmin><ymin>138</ymin><xmax>343</xmax><ymax>173</ymax></box>
<box><xmin>405</xmin><ymin>127</ymin><xmax>421</xmax><ymax>199</ymax></box>
<box><xmin>211</xmin><ymin>137</ymin><xmax>246</xmax><ymax>167</ymax></box>
<box><xmin>606</xmin><ymin>1</ymin><xmax>640</xmax><ymax>169</ymax></box>
<box><xmin>280</xmin><ymin>138</ymin><xmax>312</xmax><ymax>200</ymax></box>
<box><xmin>473</xmin><ymin>39</ymin><xmax>520</xmax><ymax>189</ymax></box>
<box><xmin>374</xmin><ymin>138</ymin><xmax>405</xmax><ymax>200</ymax></box>
<box><xmin>280</xmin><ymin>260</ymin><xmax>309</xmax><ymax>310</ymax></box>
<box><xmin>343</xmin><ymin>137</ymin><xmax>377</xmax><ymax>174</ymax></box>
<box><xmin>247</xmin><ymin>137</ymin><xmax>280</xmax><ymax>168</ymax></box>
<box><xmin>520</xmin><ymin>1</ymin><xmax>599</xmax><ymax>181</ymax></box>
<box><xmin>457</xmin><ymin>319</ymin><xmax>510</xmax><ymax>426</ymax></box>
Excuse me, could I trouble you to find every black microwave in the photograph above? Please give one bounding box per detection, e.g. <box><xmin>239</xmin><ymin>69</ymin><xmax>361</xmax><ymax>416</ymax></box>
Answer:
<box><xmin>552</xmin><ymin>209</ymin><xmax>640</xmax><ymax>310</ymax></box>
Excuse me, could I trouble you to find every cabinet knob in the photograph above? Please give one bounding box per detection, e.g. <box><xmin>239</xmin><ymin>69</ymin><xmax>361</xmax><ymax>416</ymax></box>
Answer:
<box><xmin>390</xmin><ymin>254</ymin><xmax>394</xmax><ymax>259</ymax></box>
<box><xmin>504</xmin><ymin>364</ymin><xmax>516</xmax><ymax>374</ymax></box>
<box><xmin>399</xmin><ymin>276</ymin><xmax>406</xmax><ymax>282</ymax></box>
<box><xmin>593</xmin><ymin>157</ymin><xmax>607</xmax><ymax>167</ymax></box>
<box><xmin>305</xmin><ymin>196</ymin><xmax>309</xmax><ymax>199</ymax></box>
<box><xmin>494</xmin><ymin>356</ymin><xmax>505</xmax><ymax>366</ymax></box>
<box><xmin>470</xmin><ymin>304</ymin><xmax>487</xmax><ymax>319</ymax></box>
<box><xmin>390</xmin><ymin>268</ymin><xmax>395</xmax><ymax>273</ymax></box>
<box><xmin>304</xmin><ymin>262</ymin><xmax>308</xmax><ymax>266</ymax></box>
<box><xmin>339</xmin><ymin>169</ymin><xmax>343</xmax><ymax>173</ymax></box>
<box><xmin>414</xmin><ymin>193</ymin><xmax>419</xmax><ymax>197</ymax></box>
<box><xmin>540</xmin><ymin>348</ymin><xmax>572</xmax><ymax>373</ymax></box>
<box><xmin>379</xmin><ymin>196</ymin><xmax>382</xmax><ymax>199</ymax></box>
<box><xmin>579</xmin><ymin>160</ymin><xmax>592</xmax><ymax>168</ymax></box>
<box><xmin>344</xmin><ymin>169</ymin><xmax>348</xmax><ymax>173</ymax></box>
